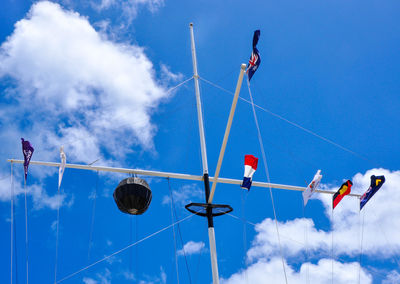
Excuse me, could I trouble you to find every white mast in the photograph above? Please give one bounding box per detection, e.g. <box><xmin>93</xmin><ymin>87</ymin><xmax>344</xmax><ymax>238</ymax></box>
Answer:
<box><xmin>189</xmin><ymin>22</ymin><xmax>219</xmax><ymax>284</ymax></box>
<box><xmin>189</xmin><ymin>23</ymin><xmax>209</xmax><ymax>176</ymax></box>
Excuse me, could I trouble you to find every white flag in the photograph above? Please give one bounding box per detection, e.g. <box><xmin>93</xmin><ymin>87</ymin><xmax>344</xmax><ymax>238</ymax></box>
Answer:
<box><xmin>58</xmin><ymin>146</ymin><xmax>66</xmax><ymax>189</ymax></box>
<box><xmin>302</xmin><ymin>170</ymin><xmax>322</xmax><ymax>206</ymax></box>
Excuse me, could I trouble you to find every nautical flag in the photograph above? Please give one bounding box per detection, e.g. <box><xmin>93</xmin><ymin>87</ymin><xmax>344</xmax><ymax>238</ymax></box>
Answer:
<box><xmin>21</xmin><ymin>138</ymin><xmax>34</xmax><ymax>181</ymax></box>
<box><xmin>360</xmin><ymin>175</ymin><xmax>385</xmax><ymax>210</ymax></box>
<box><xmin>247</xmin><ymin>30</ymin><xmax>261</xmax><ymax>81</ymax></box>
<box><xmin>241</xmin><ymin>155</ymin><xmax>258</xmax><ymax>190</ymax></box>
<box><xmin>302</xmin><ymin>170</ymin><xmax>322</xmax><ymax>206</ymax></box>
<box><xmin>332</xmin><ymin>180</ymin><xmax>352</xmax><ymax>209</ymax></box>
<box><xmin>58</xmin><ymin>146</ymin><xmax>66</xmax><ymax>189</ymax></box>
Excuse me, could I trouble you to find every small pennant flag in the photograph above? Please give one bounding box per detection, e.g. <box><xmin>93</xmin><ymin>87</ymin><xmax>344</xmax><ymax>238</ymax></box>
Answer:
<box><xmin>302</xmin><ymin>170</ymin><xmax>322</xmax><ymax>206</ymax></box>
<box><xmin>333</xmin><ymin>180</ymin><xmax>353</xmax><ymax>209</ymax></box>
<box><xmin>360</xmin><ymin>175</ymin><xmax>385</xmax><ymax>210</ymax></box>
<box><xmin>241</xmin><ymin>155</ymin><xmax>258</xmax><ymax>190</ymax></box>
<box><xmin>247</xmin><ymin>30</ymin><xmax>261</xmax><ymax>81</ymax></box>
<box><xmin>21</xmin><ymin>138</ymin><xmax>34</xmax><ymax>181</ymax></box>
<box><xmin>58</xmin><ymin>146</ymin><xmax>66</xmax><ymax>189</ymax></box>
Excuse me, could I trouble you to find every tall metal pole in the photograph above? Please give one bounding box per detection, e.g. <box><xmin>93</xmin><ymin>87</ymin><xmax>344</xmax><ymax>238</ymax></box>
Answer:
<box><xmin>189</xmin><ymin>22</ymin><xmax>219</xmax><ymax>284</ymax></box>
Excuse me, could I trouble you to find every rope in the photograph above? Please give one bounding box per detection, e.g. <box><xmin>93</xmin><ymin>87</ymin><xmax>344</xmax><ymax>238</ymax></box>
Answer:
<box><xmin>246</xmin><ymin>78</ymin><xmax>288</xmax><ymax>284</ymax></box>
<box><xmin>23</xmin><ymin>177</ymin><xmax>29</xmax><ymax>284</ymax></box>
<box><xmin>193</xmin><ymin>229</ymin><xmax>206</xmax><ymax>284</ymax></box>
<box><xmin>53</xmin><ymin>173</ymin><xmax>63</xmax><ymax>283</ymax></box>
<box><xmin>241</xmin><ymin>190</ymin><xmax>249</xmax><ymax>284</ymax></box>
<box><xmin>87</xmin><ymin>171</ymin><xmax>99</xmax><ymax>262</ymax></box>
<box><xmin>331</xmin><ymin>208</ymin><xmax>334</xmax><ymax>284</ymax></box>
<box><xmin>168</xmin><ymin>179</ymin><xmax>193</xmax><ymax>284</ymax></box>
<box><xmin>56</xmin><ymin>213</ymin><xmax>195</xmax><ymax>283</ymax></box>
<box><xmin>302</xmin><ymin>204</ymin><xmax>310</xmax><ymax>284</ymax></box>
<box><xmin>199</xmin><ymin>76</ymin><xmax>371</xmax><ymax>163</ymax></box>
<box><xmin>168</xmin><ymin>178</ymin><xmax>180</xmax><ymax>284</ymax></box>
<box><xmin>10</xmin><ymin>162</ymin><xmax>14</xmax><ymax>284</ymax></box>
<box><xmin>358</xmin><ymin>208</ymin><xmax>366</xmax><ymax>284</ymax></box>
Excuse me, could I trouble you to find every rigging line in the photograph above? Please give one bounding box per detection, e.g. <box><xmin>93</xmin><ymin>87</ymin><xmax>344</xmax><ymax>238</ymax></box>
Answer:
<box><xmin>331</xmin><ymin>208</ymin><xmax>334</xmax><ymax>284</ymax></box>
<box><xmin>358</xmin><ymin>208</ymin><xmax>366</xmax><ymax>284</ymax></box>
<box><xmin>10</xmin><ymin>162</ymin><xmax>14</xmax><ymax>284</ymax></box>
<box><xmin>168</xmin><ymin>179</ymin><xmax>193</xmax><ymax>284</ymax></box>
<box><xmin>56</xmin><ymin>213</ymin><xmax>196</xmax><ymax>284</ymax></box>
<box><xmin>199</xmin><ymin>76</ymin><xmax>371</xmax><ymax>163</ymax></box>
<box><xmin>23</xmin><ymin>177</ymin><xmax>29</xmax><ymax>284</ymax></box>
<box><xmin>11</xmin><ymin>162</ymin><xmax>19</xmax><ymax>284</ymax></box>
<box><xmin>241</xmin><ymin>190</ymin><xmax>249</xmax><ymax>284</ymax></box>
<box><xmin>246</xmin><ymin>78</ymin><xmax>288</xmax><ymax>284</ymax></box>
<box><xmin>13</xmin><ymin>196</ymin><xmax>19</xmax><ymax>284</ymax></box>
<box><xmin>167</xmin><ymin>178</ymin><xmax>180</xmax><ymax>284</ymax></box>
<box><xmin>87</xmin><ymin>171</ymin><xmax>99</xmax><ymax>263</ymax></box>
<box><xmin>135</xmin><ymin>215</ymin><xmax>138</xmax><ymax>281</ymax></box>
<box><xmin>302</xmin><ymin>204</ymin><xmax>310</xmax><ymax>284</ymax></box>
<box><xmin>193</xmin><ymin>228</ymin><xmax>206</xmax><ymax>284</ymax></box>
<box><xmin>54</xmin><ymin>175</ymin><xmax>63</xmax><ymax>283</ymax></box>
<box><xmin>129</xmin><ymin>216</ymin><xmax>133</xmax><ymax>279</ymax></box>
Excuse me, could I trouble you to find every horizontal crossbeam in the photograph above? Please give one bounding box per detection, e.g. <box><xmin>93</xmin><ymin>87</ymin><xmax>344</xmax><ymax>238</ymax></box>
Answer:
<box><xmin>7</xmin><ymin>159</ymin><xmax>361</xmax><ymax>197</ymax></box>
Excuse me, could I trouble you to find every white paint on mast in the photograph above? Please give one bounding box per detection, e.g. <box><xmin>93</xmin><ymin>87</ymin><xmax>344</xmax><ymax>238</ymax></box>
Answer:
<box><xmin>189</xmin><ymin>22</ymin><xmax>219</xmax><ymax>284</ymax></box>
<box><xmin>208</xmin><ymin>227</ymin><xmax>219</xmax><ymax>284</ymax></box>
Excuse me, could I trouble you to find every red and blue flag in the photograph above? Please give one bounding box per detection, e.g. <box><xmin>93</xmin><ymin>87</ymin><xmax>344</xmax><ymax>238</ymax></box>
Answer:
<box><xmin>247</xmin><ymin>30</ymin><xmax>261</xmax><ymax>81</ymax></box>
<box><xmin>241</xmin><ymin>155</ymin><xmax>258</xmax><ymax>190</ymax></box>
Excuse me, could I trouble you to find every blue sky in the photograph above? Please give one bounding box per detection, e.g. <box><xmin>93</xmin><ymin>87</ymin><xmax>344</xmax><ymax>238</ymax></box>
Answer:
<box><xmin>0</xmin><ymin>0</ymin><xmax>399</xmax><ymax>283</ymax></box>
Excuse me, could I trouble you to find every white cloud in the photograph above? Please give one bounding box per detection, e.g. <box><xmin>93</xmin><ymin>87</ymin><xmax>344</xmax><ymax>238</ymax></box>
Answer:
<box><xmin>177</xmin><ymin>240</ymin><xmax>205</xmax><ymax>256</ymax></box>
<box><xmin>161</xmin><ymin>183</ymin><xmax>203</xmax><ymax>207</ymax></box>
<box><xmin>0</xmin><ymin>173</ymin><xmax>72</xmax><ymax>210</ymax></box>
<box><xmin>220</xmin><ymin>258</ymin><xmax>372</xmax><ymax>284</ymax></box>
<box><xmin>222</xmin><ymin>168</ymin><xmax>400</xmax><ymax>283</ymax></box>
<box><xmin>0</xmin><ymin>1</ymin><xmax>177</xmax><ymax>166</ymax></box>
<box><xmin>247</xmin><ymin>169</ymin><xmax>400</xmax><ymax>262</ymax></box>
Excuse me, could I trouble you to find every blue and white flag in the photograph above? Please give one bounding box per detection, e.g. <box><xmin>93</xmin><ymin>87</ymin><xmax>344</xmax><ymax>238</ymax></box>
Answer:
<box><xmin>247</xmin><ymin>30</ymin><xmax>261</xmax><ymax>81</ymax></box>
<box><xmin>360</xmin><ymin>175</ymin><xmax>385</xmax><ymax>210</ymax></box>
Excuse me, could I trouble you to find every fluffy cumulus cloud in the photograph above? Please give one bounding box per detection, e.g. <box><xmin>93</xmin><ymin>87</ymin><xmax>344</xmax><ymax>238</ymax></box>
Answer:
<box><xmin>0</xmin><ymin>1</ymin><xmax>177</xmax><ymax>166</ymax></box>
<box><xmin>221</xmin><ymin>258</ymin><xmax>372</xmax><ymax>284</ymax></box>
<box><xmin>221</xmin><ymin>168</ymin><xmax>400</xmax><ymax>283</ymax></box>
<box><xmin>177</xmin><ymin>240</ymin><xmax>205</xmax><ymax>256</ymax></box>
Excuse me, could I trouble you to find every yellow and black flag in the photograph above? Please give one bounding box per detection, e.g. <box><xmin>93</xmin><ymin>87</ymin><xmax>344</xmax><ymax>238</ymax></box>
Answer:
<box><xmin>333</xmin><ymin>180</ymin><xmax>353</xmax><ymax>209</ymax></box>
